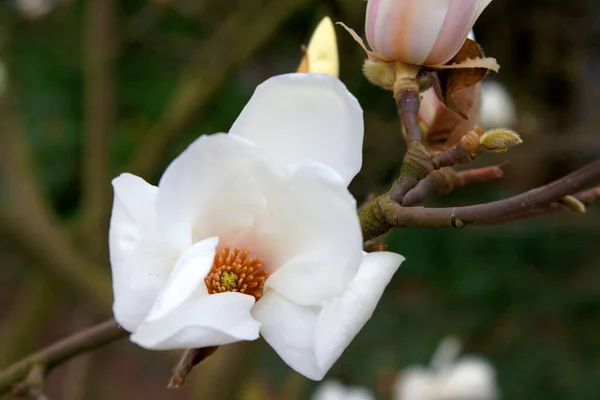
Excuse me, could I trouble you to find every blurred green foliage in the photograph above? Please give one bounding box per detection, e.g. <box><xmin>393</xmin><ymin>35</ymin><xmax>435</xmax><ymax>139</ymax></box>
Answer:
<box><xmin>1</xmin><ymin>1</ymin><xmax>599</xmax><ymax>399</ymax></box>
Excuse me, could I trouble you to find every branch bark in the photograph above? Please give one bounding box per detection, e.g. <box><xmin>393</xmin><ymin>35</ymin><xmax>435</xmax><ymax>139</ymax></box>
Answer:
<box><xmin>361</xmin><ymin>159</ymin><xmax>600</xmax><ymax>240</ymax></box>
<box><xmin>402</xmin><ymin>165</ymin><xmax>504</xmax><ymax>206</ymax></box>
<box><xmin>0</xmin><ymin>320</ymin><xmax>127</xmax><ymax>396</ymax></box>
<box><xmin>481</xmin><ymin>186</ymin><xmax>600</xmax><ymax>224</ymax></box>
<box><xmin>168</xmin><ymin>347</ymin><xmax>219</xmax><ymax>389</ymax></box>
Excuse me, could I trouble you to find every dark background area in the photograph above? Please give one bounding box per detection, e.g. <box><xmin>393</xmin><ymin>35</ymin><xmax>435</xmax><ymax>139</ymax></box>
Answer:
<box><xmin>1</xmin><ymin>0</ymin><xmax>599</xmax><ymax>399</ymax></box>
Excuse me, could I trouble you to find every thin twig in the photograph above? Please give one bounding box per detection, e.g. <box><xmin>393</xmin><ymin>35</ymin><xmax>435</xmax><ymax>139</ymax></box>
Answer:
<box><xmin>0</xmin><ymin>272</ymin><xmax>54</xmax><ymax>366</ymax></box>
<box><xmin>402</xmin><ymin>165</ymin><xmax>504</xmax><ymax>206</ymax></box>
<box><xmin>0</xmin><ymin>320</ymin><xmax>127</xmax><ymax>396</ymax></box>
<box><xmin>168</xmin><ymin>347</ymin><xmax>219</xmax><ymax>389</ymax></box>
<box><xmin>481</xmin><ymin>186</ymin><xmax>600</xmax><ymax>224</ymax></box>
<box><xmin>11</xmin><ymin>364</ymin><xmax>49</xmax><ymax>400</ymax></box>
<box><xmin>361</xmin><ymin>159</ymin><xmax>600</xmax><ymax>240</ymax></box>
<box><xmin>188</xmin><ymin>342</ymin><xmax>256</xmax><ymax>399</ymax></box>
<box><xmin>389</xmin><ymin>90</ymin><xmax>433</xmax><ymax>203</ymax></box>
<box><xmin>80</xmin><ymin>0</ymin><xmax>116</xmax><ymax>258</ymax></box>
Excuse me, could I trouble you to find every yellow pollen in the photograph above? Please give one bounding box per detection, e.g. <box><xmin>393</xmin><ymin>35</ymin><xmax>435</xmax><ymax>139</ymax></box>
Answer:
<box><xmin>205</xmin><ymin>247</ymin><xmax>268</xmax><ymax>301</ymax></box>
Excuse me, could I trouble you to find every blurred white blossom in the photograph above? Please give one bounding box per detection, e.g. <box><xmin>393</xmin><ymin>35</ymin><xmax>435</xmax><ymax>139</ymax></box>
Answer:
<box><xmin>394</xmin><ymin>337</ymin><xmax>499</xmax><ymax>400</ymax></box>
<box><xmin>480</xmin><ymin>81</ymin><xmax>517</xmax><ymax>128</ymax></box>
<box><xmin>15</xmin><ymin>0</ymin><xmax>56</xmax><ymax>19</ymax></box>
<box><xmin>312</xmin><ymin>380</ymin><xmax>375</xmax><ymax>400</ymax></box>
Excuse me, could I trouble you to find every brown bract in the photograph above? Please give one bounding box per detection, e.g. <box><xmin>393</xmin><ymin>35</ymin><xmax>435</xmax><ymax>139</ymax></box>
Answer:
<box><xmin>430</xmin><ymin>39</ymin><xmax>497</xmax><ymax>119</ymax></box>
<box><xmin>424</xmin><ymin>82</ymin><xmax>482</xmax><ymax>152</ymax></box>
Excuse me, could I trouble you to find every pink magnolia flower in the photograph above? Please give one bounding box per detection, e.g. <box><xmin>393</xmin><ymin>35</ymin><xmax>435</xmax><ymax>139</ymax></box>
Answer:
<box><xmin>365</xmin><ymin>0</ymin><xmax>494</xmax><ymax>65</ymax></box>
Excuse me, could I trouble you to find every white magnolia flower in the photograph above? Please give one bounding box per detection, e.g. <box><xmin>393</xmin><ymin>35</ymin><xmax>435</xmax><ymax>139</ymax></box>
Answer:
<box><xmin>365</xmin><ymin>0</ymin><xmax>493</xmax><ymax>65</ymax></box>
<box><xmin>109</xmin><ymin>73</ymin><xmax>404</xmax><ymax>380</ymax></box>
<box><xmin>15</xmin><ymin>0</ymin><xmax>56</xmax><ymax>19</ymax></box>
<box><xmin>394</xmin><ymin>337</ymin><xmax>499</xmax><ymax>400</ymax></box>
<box><xmin>312</xmin><ymin>380</ymin><xmax>375</xmax><ymax>400</ymax></box>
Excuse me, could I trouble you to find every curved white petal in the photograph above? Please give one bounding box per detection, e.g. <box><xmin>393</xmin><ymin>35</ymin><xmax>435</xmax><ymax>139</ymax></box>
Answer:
<box><xmin>156</xmin><ymin>133</ymin><xmax>282</xmax><ymax>250</ymax></box>
<box><xmin>260</xmin><ymin>163</ymin><xmax>363</xmax><ymax>306</ymax></box>
<box><xmin>393</xmin><ymin>367</ymin><xmax>436</xmax><ymax>400</ymax></box>
<box><xmin>314</xmin><ymin>252</ymin><xmax>404</xmax><ymax>371</ymax></box>
<box><xmin>252</xmin><ymin>290</ymin><xmax>325</xmax><ymax>380</ymax></box>
<box><xmin>437</xmin><ymin>357</ymin><xmax>498</xmax><ymax>400</ymax></box>
<box><xmin>146</xmin><ymin>237</ymin><xmax>218</xmax><ymax>321</ymax></box>
<box><xmin>131</xmin><ymin>292</ymin><xmax>260</xmax><ymax>350</ymax></box>
<box><xmin>229</xmin><ymin>73</ymin><xmax>364</xmax><ymax>186</ymax></box>
<box><xmin>109</xmin><ymin>173</ymin><xmax>178</xmax><ymax>332</ymax></box>
<box><xmin>312</xmin><ymin>380</ymin><xmax>375</xmax><ymax>400</ymax></box>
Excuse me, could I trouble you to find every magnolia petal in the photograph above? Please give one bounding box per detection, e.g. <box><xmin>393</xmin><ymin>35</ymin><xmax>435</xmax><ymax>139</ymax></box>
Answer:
<box><xmin>131</xmin><ymin>292</ymin><xmax>260</xmax><ymax>350</ymax></box>
<box><xmin>375</xmin><ymin>0</ymin><xmax>448</xmax><ymax>65</ymax></box>
<box><xmin>252</xmin><ymin>290</ymin><xmax>325</xmax><ymax>380</ymax></box>
<box><xmin>314</xmin><ymin>252</ymin><xmax>404</xmax><ymax>371</ymax></box>
<box><xmin>156</xmin><ymin>133</ymin><xmax>281</xmax><ymax>251</ymax></box>
<box><xmin>145</xmin><ymin>237</ymin><xmax>218</xmax><ymax>321</ymax></box>
<box><xmin>424</xmin><ymin>1</ymin><xmax>482</xmax><ymax>65</ymax></box>
<box><xmin>109</xmin><ymin>173</ymin><xmax>178</xmax><ymax>332</ymax></box>
<box><xmin>260</xmin><ymin>163</ymin><xmax>363</xmax><ymax>306</ymax></box>
<box><xmin>229</xmin><ymin>73</ymin><xmax>363</xmax><ymax>186</ymax></box>
<box><xmin>437</xmin><ymin>357</ymin><xmax>499</xmax><ymax>399</ymax></box>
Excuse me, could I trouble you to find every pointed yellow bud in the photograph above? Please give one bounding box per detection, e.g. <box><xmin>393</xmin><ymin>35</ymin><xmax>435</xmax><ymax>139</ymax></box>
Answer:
<box><xmin>479</xmin><ymin>128</ymin><xmax>523</xmax><ymax>152</ymax></box>
<box><xmin>557</xmin><ymin>195</ymin><xmax>586</xmax><ymax>213</ymax></box>
<box><xmin>297</xmin><ymin>17</ymin><xmax>339</xmax><ymax>77</ymax></box>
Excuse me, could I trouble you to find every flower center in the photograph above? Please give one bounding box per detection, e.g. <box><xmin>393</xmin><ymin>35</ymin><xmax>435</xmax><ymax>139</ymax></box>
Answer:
<box><xmin>205</xmin><ymin>247</ymin><xmax>268</xmax><ymax>301</ymax></box>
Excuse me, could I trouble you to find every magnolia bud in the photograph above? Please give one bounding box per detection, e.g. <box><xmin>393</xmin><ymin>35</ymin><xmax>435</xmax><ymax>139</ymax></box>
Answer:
<box><xmin>479</xmin><ymin>128</ymin><xmax>522</xmax><ymax>152</ymax></box>
<box><xmin>365</xmin><ymin>0</ymin><xmax>494</xmax><ymax>65</ymax></box>
<box><xmin>297</xmin><ymin>17</ymin><xmax>339</xmax><ymax>77</ymax></box>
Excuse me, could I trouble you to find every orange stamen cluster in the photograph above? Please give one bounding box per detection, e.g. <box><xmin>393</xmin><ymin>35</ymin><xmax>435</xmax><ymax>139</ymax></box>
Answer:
<box><xmin>205</xmin><ymin>247</ymin><xmax>268</xmax><ymax>301</ymax></box>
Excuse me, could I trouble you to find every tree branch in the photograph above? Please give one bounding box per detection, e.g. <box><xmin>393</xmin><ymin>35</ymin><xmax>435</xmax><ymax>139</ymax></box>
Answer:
<box><xmin>0</xmin><ymin>320</ymin><xmax>127</xmax><ymax>396</ymax></box>
<box><xmin>361</xmin><ymin>159</ymin><xmax>600</xmax><ymax>240</ymax></box>
<box><xmin>481</xmin><ymin>186</ymin><xmax>600</xmax><ymax>224</ymax></box>
<box><xmin>388</xmin><ymin>89</ymin><xmax>433</xmax><ymax>203</ymax></box>
<box><xmin>127</xmin><ymin>0</ymin><xmax>310</xmax><ymax>178</ymax></box>
<box><xmin>168</xmin><ymin>347</ymin><xmax>219</xmax><ymax>389</ymax></box>
<box><xmin>80</xmin><ymin>0</ymin><xmax>116</xmax><ymax>258</ymax></box>
<box><xmin>402</xmin><ymin>165</ymin><xmax>504</xmax><ymax>206</ymax></box>
<box><xmin>0</xmin><ymin>272</ymin><xmax>54</xmax><ymax>366</ymax></box>
<box><xmin>0</xmin><ymin>85</ymin><xmax>113</xmax><ymax>312</ymax></box>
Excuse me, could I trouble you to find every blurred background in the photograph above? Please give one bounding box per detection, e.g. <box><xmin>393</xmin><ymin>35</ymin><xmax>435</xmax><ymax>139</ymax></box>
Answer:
<box><xmin>1</xmin><ymin>0</ymin><xmax>599</xmax><ymax>399</ymax></box>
